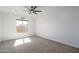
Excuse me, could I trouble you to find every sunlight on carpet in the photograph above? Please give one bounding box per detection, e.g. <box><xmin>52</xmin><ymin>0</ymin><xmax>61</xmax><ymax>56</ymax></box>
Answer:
<box><xmin>14</xmin><ymin>38</ymin><xmax>32</xmax><ymax>47</ymax></box>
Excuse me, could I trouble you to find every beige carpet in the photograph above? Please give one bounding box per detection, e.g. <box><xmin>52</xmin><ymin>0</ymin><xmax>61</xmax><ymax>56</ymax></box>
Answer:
<box><xmin>0</xmin><ymin>36</ymin><xmax>79</xmax><ymax>53</ymax></box>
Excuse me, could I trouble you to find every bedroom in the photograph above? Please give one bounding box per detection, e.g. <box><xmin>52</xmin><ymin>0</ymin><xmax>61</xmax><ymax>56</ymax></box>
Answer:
<box><xmin>0</xmin><ymin>6</ymin><xmax>79</xmax><ymax>53</ymax></box>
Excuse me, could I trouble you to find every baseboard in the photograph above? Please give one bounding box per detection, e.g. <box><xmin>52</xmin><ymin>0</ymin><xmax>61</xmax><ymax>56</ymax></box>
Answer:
<box><xmin>37</xmin><ymin>34</ymin><xmax>79</xmax><ymax>49</ymax></box>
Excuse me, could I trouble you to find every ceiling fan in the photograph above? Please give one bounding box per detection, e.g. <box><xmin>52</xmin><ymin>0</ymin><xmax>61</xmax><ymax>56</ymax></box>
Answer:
<box><xmin>24</xmin><ymin>6</ymin><xmax>42</xmax><ymax>15</ymax></box>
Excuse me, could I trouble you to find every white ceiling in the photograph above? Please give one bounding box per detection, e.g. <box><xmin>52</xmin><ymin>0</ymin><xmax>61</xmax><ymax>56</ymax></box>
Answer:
<box><xmin>0</xmin><ymin>6</ymin><xmax>34</xmax><ymax>16</ymax></box>
<box><xmin>0</xmin><ymin>6</ymin><xmax>42</xmax><ymax>16</ymax></box>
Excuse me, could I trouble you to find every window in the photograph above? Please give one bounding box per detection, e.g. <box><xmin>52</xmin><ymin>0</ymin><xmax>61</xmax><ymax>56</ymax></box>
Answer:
<box><xmin>16</xmin><ymin>19</ymin><xmax>28</xmax><ymax>33</ymax></box>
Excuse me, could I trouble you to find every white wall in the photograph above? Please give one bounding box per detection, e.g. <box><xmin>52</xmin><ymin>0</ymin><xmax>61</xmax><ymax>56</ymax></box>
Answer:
<box><xmin>0</xmin><ymin>13</ymin><xmax>1</xmax><ymax>41</ymax></box>
<box><xmin>1</xmin><ymin>12</ymin><xmax>36</xmax><ymax>41</ymax></box>
<box><xmin>0</xmin><ymin>12</ymin><xmax>4</xmax><ymax>41</ymax></box>
<box><xmin>36</xmin><ymin>6</ymin><xmax>79</xmax><ymax>48</ymax></box>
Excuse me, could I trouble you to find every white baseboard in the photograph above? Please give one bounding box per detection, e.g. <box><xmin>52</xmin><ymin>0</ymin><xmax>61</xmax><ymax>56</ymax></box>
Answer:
<box><xmin>37</xmin><ymin>34</ymin><xmax>79</xmax><ymax>48</ymax></box>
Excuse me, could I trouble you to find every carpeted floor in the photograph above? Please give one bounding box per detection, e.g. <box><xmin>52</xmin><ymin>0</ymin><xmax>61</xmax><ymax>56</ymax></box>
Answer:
<box><xmin>0</xmin><ymin>36</ymin><xmax>79</xmax><ymax>53</ymax></box>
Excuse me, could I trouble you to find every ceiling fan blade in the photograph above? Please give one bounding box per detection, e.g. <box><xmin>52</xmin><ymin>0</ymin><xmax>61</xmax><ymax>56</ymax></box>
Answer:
<box><xmin>33</xmin><ymin>6</ymin><xmax>37</xmax><ymax>10</ymax></box>
<box><xmin>33</xmin><ymin>12</ymin><xmax>37</xmax><ymax>15</ymax></box>
<box><xmin>31</xmin><ymin>6</ymin><xmax>37</xmax><ymax>11</ymax></box>
<box><xmin>33</xmin><ymin>10</ymin><xmax>42</xmax><ymax>12</ymax></box>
